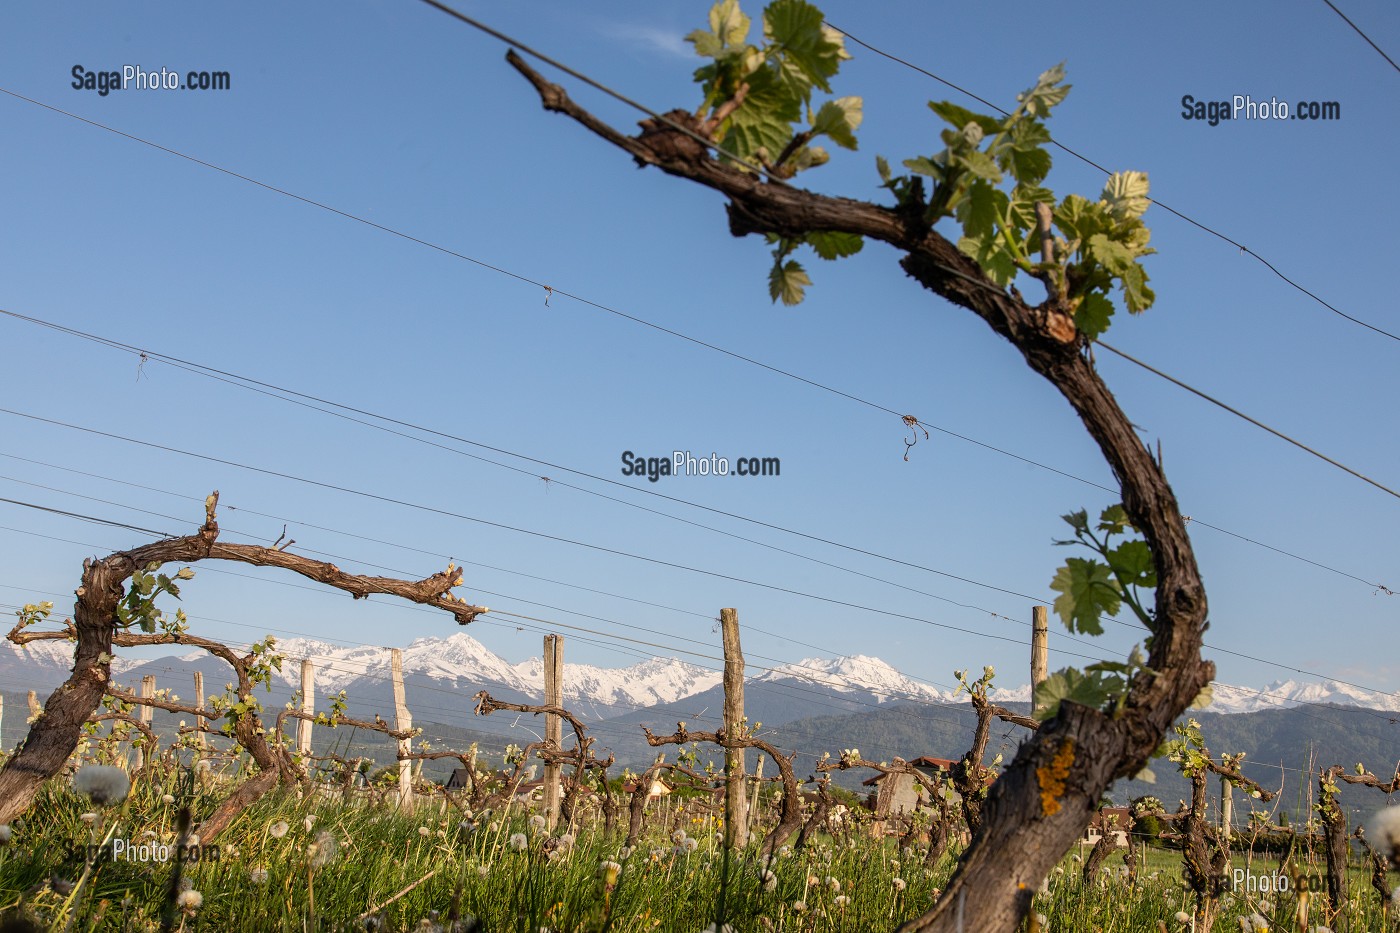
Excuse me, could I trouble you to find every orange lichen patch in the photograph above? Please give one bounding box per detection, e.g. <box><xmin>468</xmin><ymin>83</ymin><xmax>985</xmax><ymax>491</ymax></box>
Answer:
<box><xmin>1037</xmin><ymin>738</ymin><xmax>1076</xmax><ymax>816</ymax></box>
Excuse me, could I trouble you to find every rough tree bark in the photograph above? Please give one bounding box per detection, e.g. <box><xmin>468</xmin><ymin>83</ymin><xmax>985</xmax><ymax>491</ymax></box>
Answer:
<box><xmin>507</xmin><ymin>52</ymin><xmax>1214</xmax><ymax>932</ymax></box>
<box><xmin>0</xmin><ymin>492</ymin><xmax>485</xmax><ymax>831</ymax></box>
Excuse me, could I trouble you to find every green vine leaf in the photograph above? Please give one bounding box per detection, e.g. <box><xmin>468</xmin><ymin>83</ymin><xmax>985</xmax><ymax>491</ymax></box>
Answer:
<box><xmin>1106</xmin><ymin>539</ymin><xmax>1156</xmax><ymax>589</ymax></box>
<box><xmin>806</xmin><ymin>230</ymin><xmax>863</xmax><ymax>260</ymax></box>
<box><xmin>1074</xmin><ymin>292</ymin><xmax>1114</xmax><ymax>339</ymax></box>
<box><xmin>769</xmin><ymin>259</ymin><xmax>811</xmax><ymax>305</ymax></box>
<box><xmin>1049</xmin><ymin>557</ymin><xmax>1119</xmax><ymax>635</ymax></box>
<box><xmin>1033</xmin><ymin>667</ymin><xmax>1114</xmax><ymax>721</ymax></box>
<box><xmin>763</xmin><ymin>0</ymin><xmax>843</xmax><ymax>94</ymax></box>
<box><xmin>1103</xmin><ymin>170</ymin><xmax>1151</xmax><ymax>220</ymax></box>
<box><xmin>811</xmin><ymin>96</ymin><xmax>862</xmax><ymax>150</ymax></box>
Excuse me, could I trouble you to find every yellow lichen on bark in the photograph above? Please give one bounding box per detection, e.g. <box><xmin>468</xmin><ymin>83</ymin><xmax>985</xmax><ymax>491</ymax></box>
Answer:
<box><xmin>1037</xmin><ymin>737</ymin><xmax>1076</xmax><ymax>816</ymax></box>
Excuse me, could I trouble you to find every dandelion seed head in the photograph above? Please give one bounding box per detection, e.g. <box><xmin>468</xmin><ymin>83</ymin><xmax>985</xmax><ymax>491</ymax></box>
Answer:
<box><xmin>162</xmin><ymin>794</ymin><xmax>175</xmax><ymax>804</ymax></box>
<box><xmin>418</xmin><ymin>826</ymin><xmax>431</xmax><ymax>837</ymax></box>
<box><xmin>892</xmin><ymin>877</ymin><xmax>906</xmax><ymax>891</ymax></box>
<box><xmin>73</xmin><ymin>765</ymin><xmax>130</xmax><ymax>806</ymax></box>
<box><xmin>79</xmin><ymin>812</ymin><xmax>97</xmax><ymax>824</ymax></box>
<box><xmin>302</xmin><ymin>815</ymin><xmax>315</xmax><ymax>833</ymax></box>
<box><xmin>0</xmin><ymin>825</ymin><xmax>10</xmax><ymax>845</ymax></box>
<box><xmin>307</xmin><ymin>831</ymin><xmax>338</xmax><ymax>869</ymax></box>
<box><xmin>760</xmin><ymin>869</ymin><xmax>777</xmax><ymax>892</ymax></box>
<box><xmin>249</xmin><ymin>867</ymin><xmax>269</xmax><ymax>884</ymax></box>
<box><xmin>791</xmin><ymin>900</ymin><xmax>807</xmax><ymax>913</ymax></box>
<box><xmin>1368</xmin><ymin>807</ymin><xmax>1400</xmax><ymax>859</ymax></box>
<box><xmin>530</xmin><ymin>814</ymin><xmax>546</xmax><ymax>830</ymax></box>
<box><xmin>269</xmin><ymin>820</ymin><xmax>289</xmax><ymax>838</ymax></box>
<box><xmin>175</xmin><ymin>889</ymin><xmax>202</xmax><ymax>912</ymax></box>
<box><xmin>509</xmin><ymin>832</ymin><xmax>528</xmax><ymax>852</ymax></box>
<box><xmin>834</xmin><ymin>895</ymin><xmax>850</xmax><ymax>907</ymax></box>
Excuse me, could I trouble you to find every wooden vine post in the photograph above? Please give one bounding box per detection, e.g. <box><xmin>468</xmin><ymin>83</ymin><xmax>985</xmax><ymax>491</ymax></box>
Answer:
<box><xmin>392</xmin><ymin>647</ymin><xmax>412</xmax><ymax>810</ymax></box>
<box><xmin>135</xmin><ymin>674</ymin><xmax>155</xmax><ymax>770</ymax></box>
<box><xmin>720</xmin><ymin>607</ymin><xmax>749</xmax><ymax>849</ymax></box>
<box><xmin>542</xmin><ymin>633</ymin><xmax>564</xmax><ymax>830</ymax></box>
<box><xmin>296</xmin><ymin>658</ymin><xmax>315</xmax><ymax>759</ymax></box>
<box><xmin>1031</xmin><ymin>605</ymin><xmax>1049</xmax><ymax>694</ymax></box>
<box><xmin>192</xmin><ymin>671</ymin><xmax>206</xmax><ymax>755</ymax></box>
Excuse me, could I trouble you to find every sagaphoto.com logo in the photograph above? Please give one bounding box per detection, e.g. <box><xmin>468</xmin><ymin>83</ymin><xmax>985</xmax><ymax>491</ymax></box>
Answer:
<box><xmin>1180</xmin><ymin>93</ymin><xmax>1340</xmax><ymax>126</ymax></box>
<box><xmin>72</xmin><ymin>64</ymin><xmax>231</xmax><ymax>97</ymax></box>
<box><xmin>620</xmin><ymin>450</ymin><xmax>780</xmax><ymax>482</ymax></box>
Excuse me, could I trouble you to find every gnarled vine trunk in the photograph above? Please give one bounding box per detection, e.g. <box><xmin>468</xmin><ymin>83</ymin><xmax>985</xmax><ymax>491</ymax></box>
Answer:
<box><xmin>507</xmin><ymin>53</ymin><xmax>1213</xmax><ymax>932</ymax></box>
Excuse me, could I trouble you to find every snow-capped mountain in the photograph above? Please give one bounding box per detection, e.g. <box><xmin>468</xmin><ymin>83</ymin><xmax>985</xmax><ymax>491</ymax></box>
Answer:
<box><xmin>261</xmin><ymin>632</ymin><xmax>721</xmax><ymax>712</ymax></box>
<box><xmin>753</xmin><ymin>654</ymin><xmax>949</xmax><ymax>703</ymax></box>
<box><xmin>1207</xmin><ymin>679</ymin><xmax>1400</xmax><ymax>714</ymax></box>
<box><xmin>5</xmin><ymin>631</ymin><xmax>1398</xmax><ymax>721</ymax></box>
<box><xmin>3</xmin><ymin>637</ymin><xmax>140</xmax><ymax>688</ymax></box>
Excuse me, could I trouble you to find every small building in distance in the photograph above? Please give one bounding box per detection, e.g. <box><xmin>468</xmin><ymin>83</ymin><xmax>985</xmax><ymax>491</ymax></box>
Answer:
<box><xmin>863</xmin><ymin>756</ymin><xmax>959</xmax><ymax>818</ymax></box>
<box><xmin>1083</xmin><ymin>806</ymin><xmax>1132</xmax><ymax>847</ymax></box>
<box><xmin>621</xmin><ymin>777</ymin><xmax>673</xmax><ymax>800</ymax></box>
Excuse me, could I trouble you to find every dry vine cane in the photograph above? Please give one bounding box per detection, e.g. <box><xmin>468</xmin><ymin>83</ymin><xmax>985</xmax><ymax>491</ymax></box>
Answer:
<box><xmin>641</xmin><ymin>721</ymin><xmax>804</xmax><ymax>856</ymax></box>
<box><xmin>0</xmin><ymin>491</ymin><xmax>486</xmax><ymax>837</ymax></box>
<box><xmin>471</xmin><ymin>690</ymin><xmax>617</xmax><ymax>828</ymax></box>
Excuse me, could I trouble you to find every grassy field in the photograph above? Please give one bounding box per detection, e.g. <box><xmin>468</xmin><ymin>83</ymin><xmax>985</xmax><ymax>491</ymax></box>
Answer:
<box><xmin>0</xmin><ymin>763</ymin><xmax>1395</xmax><ymax>932</ymax></box>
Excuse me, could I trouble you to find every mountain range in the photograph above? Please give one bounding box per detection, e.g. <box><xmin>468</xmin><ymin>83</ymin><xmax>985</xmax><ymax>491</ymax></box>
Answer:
<box><xmin>4</xmin><ymin>631</ymin><xmax>1398</xmax><ymax>722</ymax></box>
<box><xmin>3</xmin><ymin>633</ymin><xmax>1396</xmax><ymax>816</ymax></box>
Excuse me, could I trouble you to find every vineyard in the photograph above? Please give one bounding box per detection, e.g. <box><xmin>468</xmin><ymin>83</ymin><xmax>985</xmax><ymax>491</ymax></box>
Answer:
<box><xmin>0</xmin><ymin>534</ymin><xmax>1397</xmax><ymax>931</ymax></box>
<box><xmin>3</xmin><ymin>0</ymin><xmax>1398</xmax><ymax>930</ymax></box>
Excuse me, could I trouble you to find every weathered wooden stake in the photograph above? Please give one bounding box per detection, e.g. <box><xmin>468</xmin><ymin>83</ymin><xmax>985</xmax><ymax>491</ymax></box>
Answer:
<box><xmin>391</xmin><ymin>648</ymin><xmax>413</xmax><ymax>809</ymax></box>
<box><xmin>192</xmin><ymin>671</ymin><xmax>206</xmax><ymax>754</ymax></box>
<box><xmin>720</xmin><ymin>607</ymin><xmax>749</xmax><ymax>849</ymax></box>
<box><xmin>136</xmin><ymin>674</ymin><xmax>155</xmax><ymax>769</ymax></box>
<box><xmin>1220</xmin><ymin>775</ymin><xmax>1233</xmax><ymax>844</ymax></box>
<box><xmin>543</xmin><ymin>634</ymin><xmax>563</xmax><ymax>830</ymax></box>
<box><xmin>1031</xmin><ymin>605</ymin><xmax>1049</xmax><ymax>700</ymax></box>
<box><xmin>296</xmin><ymin>658</ymin><xmax>315</xmax><ymax>758</ymax></box>
<box><xmin>748</xmin><ymin>751</ymin><xmax>765</xmax><ymax>836</ymax></box>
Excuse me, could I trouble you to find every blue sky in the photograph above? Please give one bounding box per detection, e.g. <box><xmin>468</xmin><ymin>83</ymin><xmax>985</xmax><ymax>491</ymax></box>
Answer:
<box><xmin>0</xmin><ymin>0</ymin><xmax>1396</xmax><ymax>703</ymax></box>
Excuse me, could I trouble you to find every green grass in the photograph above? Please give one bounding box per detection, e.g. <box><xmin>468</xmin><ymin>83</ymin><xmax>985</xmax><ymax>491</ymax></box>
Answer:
<box><xmin>0</xmin><ymin>765</ymin><xmax>1396</xmax><ymax>932</ymax></box>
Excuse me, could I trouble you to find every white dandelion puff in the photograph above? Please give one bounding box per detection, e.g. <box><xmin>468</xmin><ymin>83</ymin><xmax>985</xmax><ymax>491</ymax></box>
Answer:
<box><xmin>307</xmin><ymin>831</ymin><xmax>338</xmax><ymax>869</ymax></box>
<box><xmin>510</xmin><ymin>833</ymin><xmax>528</xmax><ymax>852</ymax></box>
<box><xmin>73</xmin><ymin>765</ymin><xmax>130</xmax><ymax>806</ymax></box>
<box><xmin>1368</xmin><ymin>807</ymin><xmax>1400</xmax><ymax>859</ymax></box>
<box><xmin>269</xmin><ymin>820</ymin><xmax>289</xmax><ymax>839</ymax></box>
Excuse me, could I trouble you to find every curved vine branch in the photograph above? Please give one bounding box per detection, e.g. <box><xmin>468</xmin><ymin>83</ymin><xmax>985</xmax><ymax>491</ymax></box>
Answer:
<box><xmin>0</xmin><ymin>491</ymin><xmax>487</xmax><ymax>836</ymax></box>
<box><xmin>509</xmin><ymin>52</ymin><xmax>1211</xmax><ymax>933</ymax></box>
